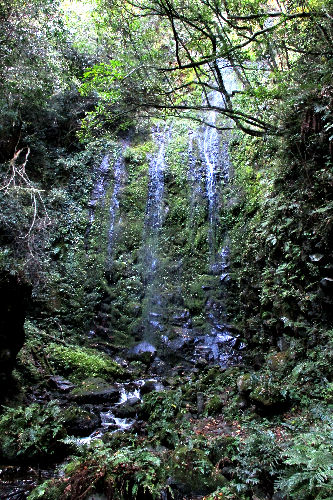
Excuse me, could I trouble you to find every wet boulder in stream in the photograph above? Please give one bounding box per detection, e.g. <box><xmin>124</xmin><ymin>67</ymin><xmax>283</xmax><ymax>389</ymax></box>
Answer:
<box><xmin>170</xmin><ymin>309</ymin><xmax>190</xmax><ymax>326</ymax></box>
<box><xmin>69</xmin><ymin>377</ymin><xmax>120</xmax><ymax>404</ymax></box>
<box><xmin>63</xmin><ymin>406</ymin><xmax>101</xmax><ymax>436</ymax></box>
<box><xmin>140</xmin><ymin>378</ymin><xmax>164</xmax><ymax>394</ymax></box>
<box><xmin>48</xmin><ymin>376</ymin><xmax>75</xmax><ymax>392</ymax></box>
<box><xmin>160</xmin><ymin>331</ymin><xmax>195</xmax><ymax>364</ymax></box>
<box><xmin>113</xmin><ymin>396</ymin><xmax>141</xmax><ymax>418</ymax></box>
<box><xmin>127</xmin><ymin>341</ymin><xmax>157</xmax><ymax>364</ymax></box>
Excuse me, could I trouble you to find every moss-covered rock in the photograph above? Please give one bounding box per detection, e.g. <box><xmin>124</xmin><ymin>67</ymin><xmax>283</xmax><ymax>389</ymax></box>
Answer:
<box><xmin>237</xmin><ymin>373</ymin><xmax>253</xmax><ymax>394</ymax></box>
<box><xmin>206</xmin><ymin>395</ymin><xmax>224</xmax><ymax>416</ymax></box>
<box><xmin>70</xmin><ymin>377</ymin><xmax>120</xmax><ymax>403</ymax></box>
<box><xmin>46</xmin><ymin>344</ymin><xmax>125</xmax><ymax>382</ymax></box>
<box><xmin>249</xmin><ymin>376</ymin><xmax>288</xmax><ymax>410</ymax></box>
<box><xmin>63</xmin><ymin>406</ymin><xmax>101</xmax><ymax>437</ymax></box>
<box><xmin>267</xmin><ymin>351</ymin><xmax>290</xmax><ymax>371</ymax></box>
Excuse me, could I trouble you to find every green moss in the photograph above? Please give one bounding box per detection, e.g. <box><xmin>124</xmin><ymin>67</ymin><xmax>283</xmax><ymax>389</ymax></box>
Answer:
<box><xmin>237</xmin><ymin>373</ymin><xmax>253</xmax><ymax>394</ymax></box>
<box><xmin>46</xmin><ymin>344</ymin><xmax>125</xmax><ymax>381</ymax></box>
<box><xmin>205</xmin><ymin>395</ymin><xmax>223</xmax><ymax>416</ymax></box>
<box><xmin>70</xmin><ymin>377</ymin><xmax>112</xmax><ymax>396</ymax></box>
<box><xmin>267</xmin><ymin>351</ymin><xmax>290</xmax><ymax>371</ymax></box>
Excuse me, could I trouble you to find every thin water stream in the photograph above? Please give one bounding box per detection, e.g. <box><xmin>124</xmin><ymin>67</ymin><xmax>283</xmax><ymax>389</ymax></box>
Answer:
<box><xmin>142</xmin><ymin>125</ymin><xmax>171</xmax><ymax>341</ymax></box>
<box><xmin>193</xmin><ymin>64</ymin><xmax>242</xmax><ymax>365</ymax></box>
<box><xmin>88</xmin><ymin>154</ymin><xmax>111</xmax><ymax>224</ymax></box>
<box><xmin>107</xmin><ymin>144</ymin><xmax>127</xmax><ymax>261</ymax></box>
<box><xmin>201</xmin><ymin>91</ymin><xmax>223</xmax><ymax>258</ymax></box>
<box><xmin>76</xmin><ymin>378</ymin><xmax>164</xmax><ymax>446</ymax></box>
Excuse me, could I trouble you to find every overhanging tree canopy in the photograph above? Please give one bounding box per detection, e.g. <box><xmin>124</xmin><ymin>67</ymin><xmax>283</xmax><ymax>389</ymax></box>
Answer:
<box><xmin>81</xmin><ymin>0</ymin><xmax>333</xmax><ymax>136</ymax></box>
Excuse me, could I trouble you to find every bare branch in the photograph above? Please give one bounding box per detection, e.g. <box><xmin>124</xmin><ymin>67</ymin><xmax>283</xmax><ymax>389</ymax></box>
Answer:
<box><xmin>1</xmin><ymin>147</ymin><xmax>51</xmax><ymax>253</ymax></box>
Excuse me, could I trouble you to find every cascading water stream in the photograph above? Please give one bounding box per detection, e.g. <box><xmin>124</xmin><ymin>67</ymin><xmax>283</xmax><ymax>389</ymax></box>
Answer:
<box><xmin>88</xmin><ymin>154</ymin><xmax>111</xmax><ymax>224</ymax></box>
<box><xmin>202</xmin><ymin>91</ymin><xmax>223</xmax><ymax>258</ymax></box>
<box><xmin>107</xmin><ymin>143</ymin><xmax>127</xmax><ymax>261</ymax></box>
<box><xmin>87</xmin><ymin>144</ymin><xmax>127</xmax><ymax>261</ymax></box>
<box><xmin>194</xmin><ymin>65</ymin><xmax>243</xmax><ymax>365</ymax></box>
<box><xmin>146</xmin><ymin>126</ymin><xmax>172</xmax><ymax>233</ymax></box>
<box><xmin>87</xmin><ymin>144</ymin><xmax>127</xmax><ymax>339</ymax></box>
<box><xmin>187</xmin><ymin>129</ymin><xmax>205</xmax><ymax>234</ymax></box>
<box><xmin>142</xmin><ymin>125</ymin><xmax>171</xmax><ymax>341</ymax></box>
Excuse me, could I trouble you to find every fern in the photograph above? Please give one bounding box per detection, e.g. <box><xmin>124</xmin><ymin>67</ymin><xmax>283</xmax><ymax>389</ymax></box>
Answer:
<box><xmin>276</xmin><ymin>420</ymin><xmax>333</xmax><ymax>499</ymax></box>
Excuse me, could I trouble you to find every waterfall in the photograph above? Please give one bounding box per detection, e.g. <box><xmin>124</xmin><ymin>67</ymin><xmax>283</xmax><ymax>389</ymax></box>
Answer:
<box><xmin>145</xmin><ymin>126</ymin><xmax>168</xmax><ymax>238</ymax></box>
<box><xmin>187</xmin><ymin>129</ymin><xmax>205</xmax><ymax>235</ymax></box>
<box><xmin>85</xmin><ymin>154</ymin><xmax>111</xmax><ymax>252</ymax></box>
<box><xmin>107</xmin><ymin>144</ymin><xmax>127</xmax><ymax>260</ymax></box>
<box><xmin>201</xmin><ymin>91</ymin><xmax>223</xmax><ymax>258</ymax></box>
<box><xmin>194</xmin><ymin>64</ymin><xmax>243</xmax><ymax>365</ymax></box>
<box><xmin>86</xmin><ymin>143</ymin><xmax>127</xmax><ymax>265</ymax></box>
<box><xmin>142</xmin><ymin>125</ymin><xmax>171</xmax><ymax>342</ymax></box>
<box><xmin>88</xmin><ymin>154</ymin><xmax>110</xmax><ymax>224</ymax></box>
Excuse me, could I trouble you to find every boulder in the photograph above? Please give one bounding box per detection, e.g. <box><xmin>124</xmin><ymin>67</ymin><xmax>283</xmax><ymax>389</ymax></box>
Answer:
<box><xmin>113</xmin><ymin>396</ymin><xmax>141</xmax><ymax>418</ymax></box>
<box><xmin>170</xmin><ymin>309</ymin><xmax>190</xmax><ymax>326</ymax></box>
<box><xmin>237</xmin><ymin>373</ymin><xmax>253</xmax><ymax>394</ymax></box>
<box><xmin>150</xmin><ymin>357</ymin><xmax>167</xmax><ymax>375</ymax></box>
<box><xmin>195</xmin><ymin>357</ymin><xmax>209</xmax><ymax>368</ymax></box>
<box><xmin>267</xmin><ymin>351</ymin><xmax>289</xmax><ymax>371</ymax></box>
<box><xmin>140</xmin><ymin>379</ymin><xmax>163</xmax><ymax>395</ymax></box>
<box><xmin>127</xmin><ymin>342</ymin><xmax>157</xmax><ymax>364</ymax></box>
<box><xmin>160</xmin><ymin>331</ymin><xmax>195</xmax><ymax>364</ymax></box>
<box><xmin>320</xmin><ymin>277</ymin><xmax>333</xmax><ymax>294</ymax></box>
<box><xmin>70</xmin><ymin>378</ymin><xmax>120</xmax><ymax>404</ymax></box>
<box><xmin>48</xmin><ymin>376</ymin><xmax>75</xmax><ymax>392</ymax></box>
<box><xmin>249</xmin><ymin>380</ymin><xmax>289</xmax><ymax>413</ymax></box>
<box><xmin>63</xmin><ymin>406</ymin><xmax>101</xmax><ymax>437</ymax></box>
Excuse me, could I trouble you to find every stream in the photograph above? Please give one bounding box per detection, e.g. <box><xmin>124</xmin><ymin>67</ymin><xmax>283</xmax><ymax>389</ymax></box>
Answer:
<box><xmin>0</xmin><ymin>376</ymin><xmax>165</xmax><ymax>499</ymax></box>
<box><xmin>76</xmin><ymin>378</ymin><xmax>164</xmax><ymax>445</ymax></box>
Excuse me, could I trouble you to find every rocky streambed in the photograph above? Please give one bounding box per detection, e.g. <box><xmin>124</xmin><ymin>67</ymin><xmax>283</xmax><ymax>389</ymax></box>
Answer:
<box><xmin>0</xmin><ymin>373</ymin><xmax>164</xmax><ymax>499</ymax></box>
<box><xmin>0</xmin><ymin>336</ymin><xmax>247</xmax><ymax>500</ymax></box>
<box><xmin>74</xmin><ymin>377</ymin><xmax>165</xmax><ymax>444</ymax></box>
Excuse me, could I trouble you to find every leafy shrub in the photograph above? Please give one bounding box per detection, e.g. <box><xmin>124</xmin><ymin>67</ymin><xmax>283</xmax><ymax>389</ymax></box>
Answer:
<box><xmin>276</xmin><ymin>420</ymin><xmax>333</xmax><ymax>499</ymax></box>
<box><xmin>171</xmin><ymin>444</ymin><xmax>215</xmax><ymax>493</ymax></box>
<box><xmin>28</xmin><ymin>442</ymin><xmax>170</xmax><ymax>499</ymax></box>
<box><xmin>142</xmin><ymin>390</ymin><xmax>188</xmax><ymax>447</ymax></box>
<box><xmin>208</xmin><ymin>435</ymin><xmax>239</xmax><ymax>466</ymax></box>
<box><xmin>0</xmin><ymin>401</ymin><xmax>67</xmax><ymax>462</ymax></box>
<box><xmin>46</xmin><ymin>343</ymin><xmax>125</xmax><ymax>381</ymax></box>
<box><xmin>143</xmin><ymin>389</ymin><xmax>183</xmax><ymax>422</ymax></box>
<box><xmin>204</xmin><ymin>485</ymin><xmax>248</xmax><ymax>499</ymax></box>
<box><xmin>232</xmin><ymin>427</ymin><xmax>281</xmax><ymax>496</ymax></box>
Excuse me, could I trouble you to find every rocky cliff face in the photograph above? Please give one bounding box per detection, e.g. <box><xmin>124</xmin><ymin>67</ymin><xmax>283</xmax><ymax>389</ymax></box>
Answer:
<box><xmin>82</xmin><ymin>112</ymin><xmax>241</xmax><ymax>368</ymax></box>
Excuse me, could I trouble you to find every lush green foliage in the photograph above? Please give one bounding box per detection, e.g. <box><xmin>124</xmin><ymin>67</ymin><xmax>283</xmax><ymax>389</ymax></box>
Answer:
<box><xmin>0</xmin><ymin>401</ymin><xmax>67</xmax><ymax>462</ymax></box>
<box><xmin>28</xmin><ymin>440</ymin><xmax>170</xmax><ymax>500</ymax></box>
<box><xmin>276</xmin><ymin>419</ymin><xmax>333</xmax><ymax>499</ymax></box>
<box><xmin>79</xmin><ymin>0</ymin><xmax>333</xmax><ymax>138</ymax></box>
<box><xmin>46</xmin><ymin>344</ymin><xmax>124</xmax><ymax>381</ymax></box>
<box><xmin>0</xmin><ymin>1</ymin><xmax>332</xmax><ymax>500</ymax></box>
